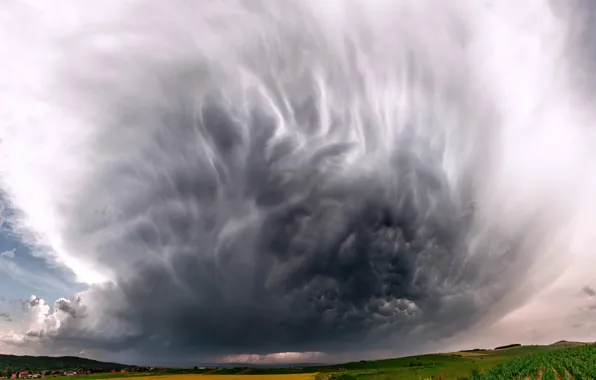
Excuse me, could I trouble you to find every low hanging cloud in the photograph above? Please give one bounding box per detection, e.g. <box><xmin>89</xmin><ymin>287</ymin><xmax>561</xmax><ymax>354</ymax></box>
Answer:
<box><xmin>220</xmin><ymin>352</ymin><xmax>326</xmax><ymax>365</ymax></box>
<box><xmin>1</xmin><ymin>0</ymin><xmax>596</xmax><ymax>365</ymax></box>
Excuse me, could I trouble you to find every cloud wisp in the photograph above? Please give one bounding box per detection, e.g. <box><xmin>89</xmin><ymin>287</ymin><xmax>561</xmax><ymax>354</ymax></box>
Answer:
<box><xmin>1</xmin><ymin>0</ymin><xmax>596</xmax><ymax>364</ymax></box>
<box><xmin>0</xmin><ymin>249</ymin><xmax>15</xmax><ymax>259</ymax></box>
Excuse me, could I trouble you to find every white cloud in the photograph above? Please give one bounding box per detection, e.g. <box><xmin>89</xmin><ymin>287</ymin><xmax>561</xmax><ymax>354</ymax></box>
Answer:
<box><xmin>0</xmin><ymin>296</ymin><xmax>78</xmax><ymax>344</ymax></box>
<box><xmin>0</xmin><ymin>249</ymin><xmax>15</xmax><ymax>258</ymax></box>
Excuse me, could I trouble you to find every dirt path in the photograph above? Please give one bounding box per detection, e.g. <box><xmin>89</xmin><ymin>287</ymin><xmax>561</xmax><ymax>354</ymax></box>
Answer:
<box><xmin>537</xmin><ymin>363</ymin><xmax>543</xmax><ymax>380</ymax></box>
<box><xmin>550</xmin><ymin>360</ymin><xmax>572</xmax><ymax>380</ymax></box>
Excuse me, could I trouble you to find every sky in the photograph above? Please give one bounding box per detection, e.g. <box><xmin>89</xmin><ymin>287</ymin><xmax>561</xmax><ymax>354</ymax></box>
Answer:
<box><xmin>1</xmin><ymin>0</ymin><xmax>596</xmax><ymax>367</ymax></box>
<box><xmin>0</xmin><ymin>196</ymin><xmax>81</xmax><ymax>307</ymax></box>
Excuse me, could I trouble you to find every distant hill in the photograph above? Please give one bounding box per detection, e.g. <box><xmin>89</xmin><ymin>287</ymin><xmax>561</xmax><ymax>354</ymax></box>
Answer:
<box><xmin>494</xmin><ymin>343</ymin><xmax>521</xmax><ymax>350</ymax></box>
<box><xmin>550</xmin><ymin>340</ymin><xmax>591</xmax><ymax>347</ymax></box>
<box><xmin>0</xmin><ymin>354</ymin><xmax>132</xmax><ymax>371</ymax></box>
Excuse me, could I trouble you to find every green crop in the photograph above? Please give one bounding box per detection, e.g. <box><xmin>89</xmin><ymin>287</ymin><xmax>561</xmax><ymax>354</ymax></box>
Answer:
<box><xmin>463</xmin><ymin>344</ymin><xmax>596</xmax><ymax>380</ymax></box>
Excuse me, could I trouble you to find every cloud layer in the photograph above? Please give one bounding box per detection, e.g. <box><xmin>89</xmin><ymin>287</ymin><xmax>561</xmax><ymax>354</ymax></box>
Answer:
<box><xmin>1</xmin><ymin>0</ymin><xmax>596</xmax><ymax>364</ymax></box>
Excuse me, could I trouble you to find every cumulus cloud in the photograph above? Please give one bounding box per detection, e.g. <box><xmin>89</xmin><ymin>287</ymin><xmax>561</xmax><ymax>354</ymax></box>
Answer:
<box><xmin>0</xmin><ymin>0</ymin><xmax>596</xmax><ymax>365</ymax></box>
<box><xmin>1</xmin><ymin>249</ymin><xmax>15</xmax><ymax>259</ymax></box>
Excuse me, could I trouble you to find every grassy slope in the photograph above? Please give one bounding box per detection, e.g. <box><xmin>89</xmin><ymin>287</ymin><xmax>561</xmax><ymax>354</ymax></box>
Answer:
<box><xmin>0</xmin><ymin>355</ymin><xmax>130</xmax><ymax>371</ymax></box>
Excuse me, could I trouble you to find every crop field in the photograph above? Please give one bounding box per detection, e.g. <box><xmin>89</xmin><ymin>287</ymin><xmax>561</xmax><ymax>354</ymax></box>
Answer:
<box><xmin>46</xmin><ymin>344</ymin><xmax>596</xmax><ymax>380</ymax></box>
<box><xmin>320</xmin><ymin>345</ymin><xmax>590</xmax><ymax>379</ymax></box>
<box><xmin>112</xmin><ymin>376</ymin><xmax>316</xmax><ymax>380</ymax></box>
<box><xmin>153</xmin><ymin>376</ymin><xmax>316</xmax><ymax>380</ymax></box>
<box><xmin>463</xmin><ymin>344</ymin><xmax>596</xmax><ymax>379</ymax></box>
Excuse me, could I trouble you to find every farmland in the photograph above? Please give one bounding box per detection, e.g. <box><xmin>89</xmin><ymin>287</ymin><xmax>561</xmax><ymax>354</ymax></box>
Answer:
<box><xmin>7</xmin><ymin>343</ymin><xmax>596</xmax><ymax>380</ymax></box>
<box><xmin>132</xmin><ymin>376</ymin><xmax>316</xmax><ymax>380</ymax></box>
<box><xmin>463</xmin><ymin>344</ymin><xmax>596</xmax><ymax>379</ymax></box>
<box><xmin>317</xmin><ymin>345</ymin><xmax>567</xmax><ymax>379</ymax></box>
<box><xmin>48</xmin><ymin>376</ymin><xmax>318</xmax><ymax>380</ymax></box>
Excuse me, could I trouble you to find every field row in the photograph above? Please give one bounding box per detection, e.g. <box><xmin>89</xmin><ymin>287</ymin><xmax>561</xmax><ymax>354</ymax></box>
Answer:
<box><xmin>465</xmin><ymin>344</ymin><xmax>596</xmax><ymax>379</ymax></box>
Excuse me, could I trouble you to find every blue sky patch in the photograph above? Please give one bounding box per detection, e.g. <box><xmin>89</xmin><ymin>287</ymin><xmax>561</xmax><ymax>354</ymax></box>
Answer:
<box><xmin>0</xmin><ymin>195</ymin><xmax>84</xmax><ymax>307</ymax></box>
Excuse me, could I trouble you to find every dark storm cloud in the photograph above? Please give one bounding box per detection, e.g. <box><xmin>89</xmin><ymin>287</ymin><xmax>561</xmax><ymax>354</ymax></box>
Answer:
<box><xmin>5</xmin><ymin>0</ymin><xmax>575</xmax><ymax>363</ymax></box>
<box><xmin>28</xmin><ymin>297</ymin><xmax>41</xmax><ymax>308</ymax></box>
<box><xmin>55</xmin><ymin>298</ymin><xmax>80</xmax><ymax>318</ymax></box>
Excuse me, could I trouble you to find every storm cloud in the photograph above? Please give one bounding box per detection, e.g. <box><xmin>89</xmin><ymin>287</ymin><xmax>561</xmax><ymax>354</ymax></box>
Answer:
<box><xmin>1</xmin><ymin>0</ymin><xmax>596</xmax><ymax>364</ymax></box>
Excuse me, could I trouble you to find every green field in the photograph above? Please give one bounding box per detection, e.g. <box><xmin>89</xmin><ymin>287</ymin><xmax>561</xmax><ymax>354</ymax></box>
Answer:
<box><xmin>463</xmin><ymin>344</ymin><xmax>596</xmax><ymax>379</ymax></box>
<box><xmin>316</xmin><ymin>345</ymin><xmax>587</xmax><ymax>379</ymax></box>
